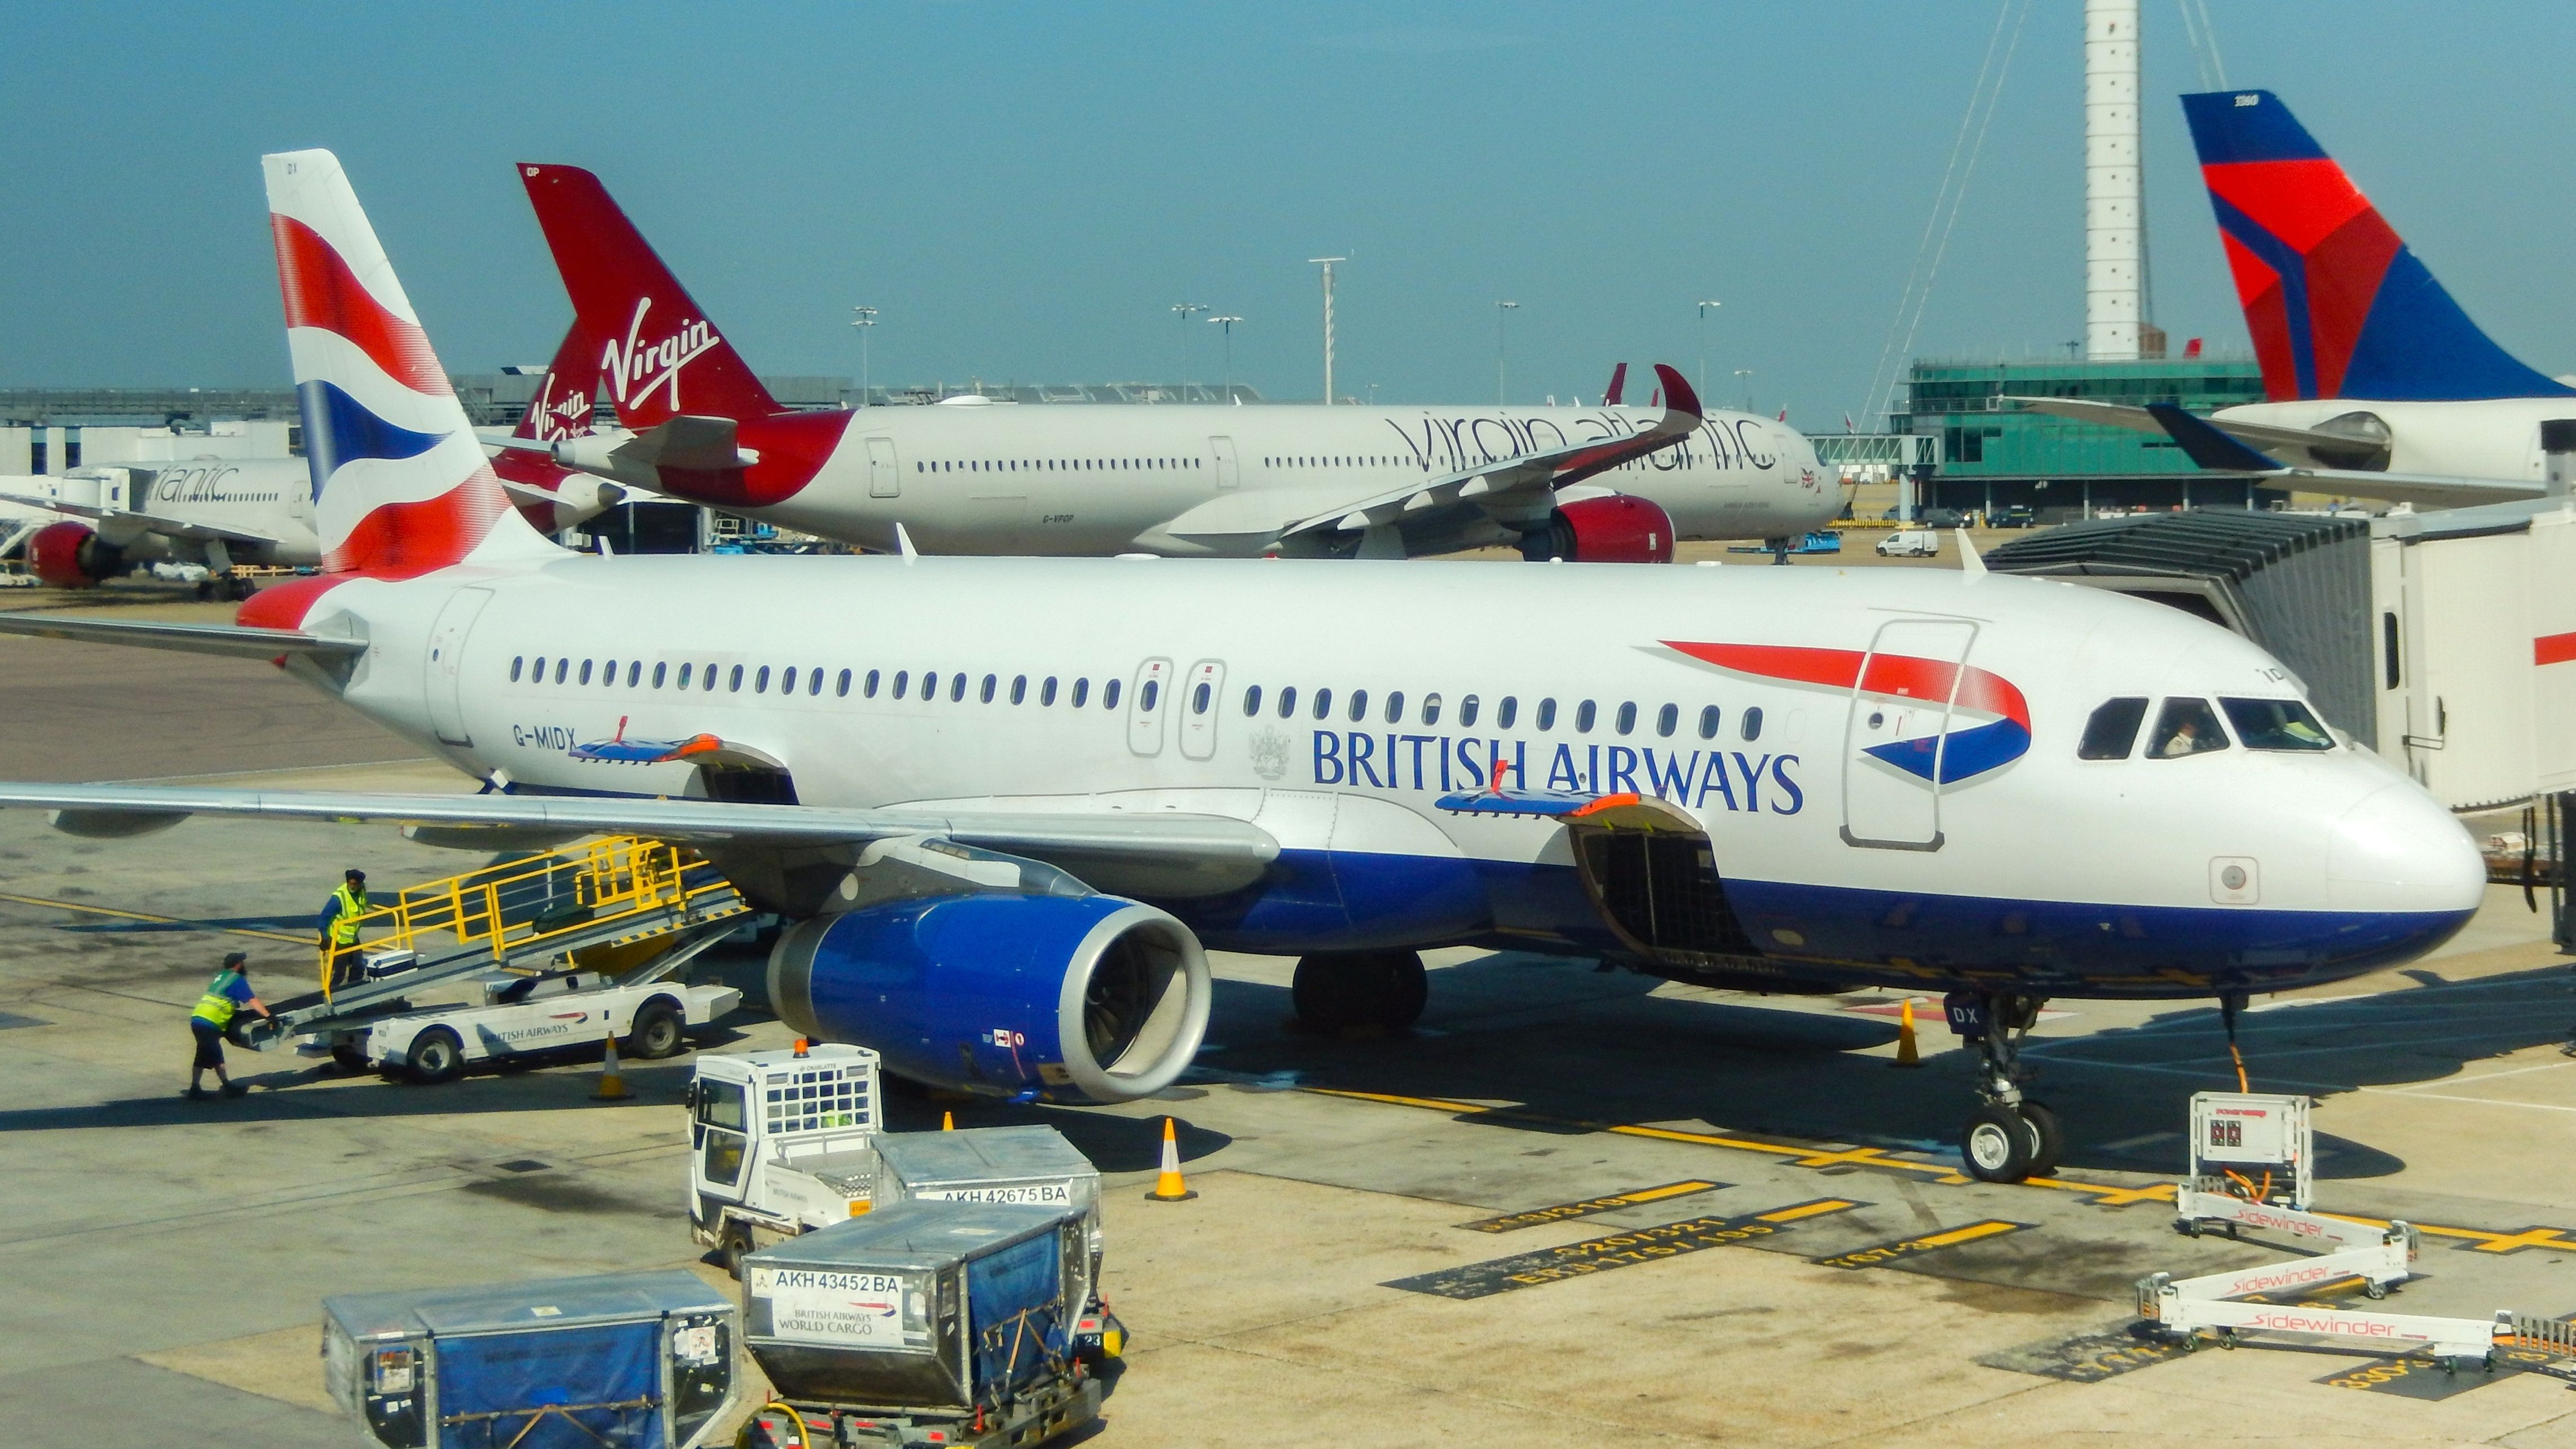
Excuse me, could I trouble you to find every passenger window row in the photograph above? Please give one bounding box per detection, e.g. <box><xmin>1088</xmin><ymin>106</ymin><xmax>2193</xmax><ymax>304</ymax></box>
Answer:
<box><xmin>2077</xmin><ymin>695</ymin><xmax>2335</xmax><ymax>760</ymax></box>
<box><xmin>506</xmin><ymin>655</ymin><xmax>1126</xmax><ymax>710</ymax></box>
<box><xmin>913</xmin><ymin>456</ymin><xmax>1201</xmax><ymax>474</ymax></box>
<box><xmin>1233</xmin><ymin>684</ymin><xmax>1763</xmax><ymax>743</ymax></box>
<box><xmin>1259</xmin><ymin>454</ymin><xmax>1424</xmax><ymax>470</ymax></box>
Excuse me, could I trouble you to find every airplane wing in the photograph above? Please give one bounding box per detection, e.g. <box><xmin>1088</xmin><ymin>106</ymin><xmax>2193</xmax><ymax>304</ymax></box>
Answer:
<box><xmin>2142</xmin><ymin>404</ymin><xmax>2546</xmax><ymax>508</ymax></box>
<box><xmin>0</xmin><ymin>781</ymin><xmax>1281</xmax><ymax>896</ymax></box>
<box><xmin>0</xmin><ymin>612</ymin><xmax>368</xmax><ymax>660</ymax></box>
<box><xmin>2002</xmin><ymin>396</ymin><xmax>2392</xmax><ymax>468</ymax></box>
<box><xmin>0</xmin><ymin>488</ymin><xmax>288</xmax><ymax>548</ymax></box>
<box><xmin>1163</xmin><ymin>364</ymin><xmax>1704</xmax><ymax>554</ymax></box>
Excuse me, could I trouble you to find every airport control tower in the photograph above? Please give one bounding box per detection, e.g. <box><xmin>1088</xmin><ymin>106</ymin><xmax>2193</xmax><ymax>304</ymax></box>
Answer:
<box><xmin>2084</xmin><ymin>0</ymin><xmax>2156</xmax><ymax>362</ymax></box>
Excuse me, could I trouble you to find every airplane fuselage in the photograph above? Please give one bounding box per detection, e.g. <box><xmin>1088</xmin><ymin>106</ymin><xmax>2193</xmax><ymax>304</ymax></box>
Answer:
<box><xmin>247</xmin><ymin>552</ymin><xmax>2480</xmax><ymax>999</ymax></box>
<box><xmin>2218</xmin><ymin>397</ymin><xmax>2576</xmax><ymax>485</ymax></box>
<box><xmin>647</xmin><ymin>401</ymin><xmax>1840</xmax><ymax>556</ymax></box>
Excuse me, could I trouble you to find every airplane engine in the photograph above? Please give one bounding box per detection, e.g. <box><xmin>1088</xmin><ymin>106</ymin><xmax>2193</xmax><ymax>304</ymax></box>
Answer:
<box><xmin>25</xmin><ymin>522</ymin><xmax>123</xmax><ymax>588</ymax></box>
<box><xmin>1518</xmin><ymin>495</ymin><xmax>1677</xmax><ymax>563</ymax></box>
<box><xmin>767</xmin><ymin>893</ymin><xmax>1210</xmax><ymax>1103</ymax></box>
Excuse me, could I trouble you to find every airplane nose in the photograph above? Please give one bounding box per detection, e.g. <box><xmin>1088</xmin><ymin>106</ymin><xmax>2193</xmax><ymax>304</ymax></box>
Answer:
<box><xmin>2326</xmin><ymin>781</ymin><xmax>2485</xmax><ymax>915</ymax></box>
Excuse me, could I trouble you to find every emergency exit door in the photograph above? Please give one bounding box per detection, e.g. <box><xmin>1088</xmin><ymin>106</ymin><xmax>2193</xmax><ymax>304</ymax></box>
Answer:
<box><xmin>1127</xmin><ymin>657</ymin><xmax>1173</xmax><ymax>757</ymax></box>
<box><xmin>424</xmin><ymin>587</ymin><xmax>493</xmax><ymax>746</ymax></box>
<box><xmin>865</xmin><ymin>435</ymin><xmax>899</xmax><ymax>497</ymax></box>
<box><xmin>1178</xmin><ymin>660</ymin><xmax>1227</xmax><ymax>760</ymax></box>
<box><xmin>1840</xmin><ymin>616</ymin><xmax>1977</xmax><ymax>851</ymax></box>
<box><xmin>1208</xmin><ymin>436</ymin><xmax>1240</xmax><ymax>489</ymax></box>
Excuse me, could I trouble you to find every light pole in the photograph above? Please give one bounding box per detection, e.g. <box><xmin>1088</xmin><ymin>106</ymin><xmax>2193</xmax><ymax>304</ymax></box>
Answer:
<box><xmin>1308</xmin><ymin>259</ymin><xmax>1346</xmax><ymax>404</ymax></box>
<box><xmin>1495</xmin><ymin>301</ymin><xmax>1519</xmax><ymax>405</ymax></box>
<box><xmin>1171</xmin><ymin>303</ymin><xmax>1206</xmax><ymax>401</ymax></box>
<box><xmin>1695</xmin><ymin>299</ymin><xmax>1721</xmax><ymax>401</ymax></box>
<box><xmin>1206</xmin><ymin>315</ymin><xmax>1241</xmax><ymax>401</ymax></box>
<box><xmin>1733</xmin><ymin>368</ymin><xmax>1755</xmax><ymax>413</ymax></box>
<box><xmin>850</xmin><ymin>306</ymin><xmax>877</xmax><ymax>406</ymax></box>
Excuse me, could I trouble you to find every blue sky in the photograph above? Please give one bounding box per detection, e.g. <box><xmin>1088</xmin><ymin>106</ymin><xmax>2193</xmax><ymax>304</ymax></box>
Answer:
<box><xmin>4</xmin><ymin>2</ymin><xmax>2571</xmax><ymax>424</ymax></box>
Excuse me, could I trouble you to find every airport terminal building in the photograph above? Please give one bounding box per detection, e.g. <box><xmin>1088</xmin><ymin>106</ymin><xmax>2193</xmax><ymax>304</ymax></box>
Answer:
<box><xmin>1895</xmin><ymin>354</ymin><xmax>2284</xmax><ymax>518</ymax></box>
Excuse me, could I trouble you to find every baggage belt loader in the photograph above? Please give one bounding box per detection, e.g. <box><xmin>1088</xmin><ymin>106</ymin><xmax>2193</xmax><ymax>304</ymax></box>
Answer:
<box><xmin>687</xmin><ymin>1045</ymin><xmax>1123</xmax><ymax>1364</ymax></box>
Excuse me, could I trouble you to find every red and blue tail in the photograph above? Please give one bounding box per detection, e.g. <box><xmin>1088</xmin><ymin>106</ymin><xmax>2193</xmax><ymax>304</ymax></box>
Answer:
<box><xmin>2181</xmin><ymin>90</ymin><xmax>2571</xmax><ymax>403</ymax></box>
<box><xmin>264</xmin><ymin>149</ymin><xmax>557</xmax><ymax>573</ymax></box>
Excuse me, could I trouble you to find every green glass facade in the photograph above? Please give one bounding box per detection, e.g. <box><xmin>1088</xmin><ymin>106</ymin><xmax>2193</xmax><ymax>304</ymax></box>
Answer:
<box><xmin>1899</xmin><ymin>356</ymin><xmax>2265</xmax><ymax>475</ymax></box>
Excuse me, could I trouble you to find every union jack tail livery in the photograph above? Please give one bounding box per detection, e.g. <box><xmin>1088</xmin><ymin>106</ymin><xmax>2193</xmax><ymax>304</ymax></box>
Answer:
<box><xmin>2181</xmin><ymin>90</ymin><xmax>2574</xmax><ymax>404</ymax></box>
<box><xmin>264</xmin><ymin>149</ymin><xmax>556</xmax><ymax>573</ymax></box>
<box><xmin>517</xmin><ymin>164</ymin><xmax>782</xmax><ymax>430</ymax></box>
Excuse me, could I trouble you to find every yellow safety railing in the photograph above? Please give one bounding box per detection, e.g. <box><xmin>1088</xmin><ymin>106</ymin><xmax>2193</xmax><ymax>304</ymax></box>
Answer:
<box><xmin>317</xmin><ymin>836</ymin><xmax>737</xmax><ymax>1001</ymax></box>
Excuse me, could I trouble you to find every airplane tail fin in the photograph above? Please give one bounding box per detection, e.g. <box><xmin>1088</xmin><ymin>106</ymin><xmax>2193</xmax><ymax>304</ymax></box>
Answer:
<box><xmin>2181</xmin><ymin>90</ymin><xmax>2572</xmax><ymax>403</ymax></box>
<box><xmin>517</xmin><ymin>164</ymin><xmax>783</xmax><ymax>429</ymax></box>
<box><xmin>511</xmin><ymin>323</ymin><xmax>602</xmax><ymax>443</ymax></box>
<box><xmin>264</xmin><ymin>149</ymin><xmax>558</xmax><ymax>573</ymax></box>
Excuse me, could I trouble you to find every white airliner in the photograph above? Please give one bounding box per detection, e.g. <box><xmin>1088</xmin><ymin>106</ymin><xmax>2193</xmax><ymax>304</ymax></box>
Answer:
<box><xmin>0</xmin><ymin>151</ymin><xmax>2484</xmax><ymax>1184</ymax></box>
<box><xmin>3</xmin><ymin>457</ymin><xmax>320</xmax><ymax>593</ymax></box>
<box><xmin>2013</xmin><ymin>90</ymin><xmax>2576</xmax><ymax>507</ymax></box>
<box><xmin>510</xmin><ymin>164</ymin><xmax>1841</xmax><ymax>563</ymax></box>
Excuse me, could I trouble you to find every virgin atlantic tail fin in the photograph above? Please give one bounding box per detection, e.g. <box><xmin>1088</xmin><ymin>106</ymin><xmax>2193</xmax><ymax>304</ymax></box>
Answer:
<box><xmin>263</xmin><ymin>149</ymin><xmax>557</xmax><ymax>574</ymax></box>
<box><xmin>2181</xmin><ymin>89</ymin><xmax>2573</xmax><ymax>403</ymax></box>
<box><xmin>517</xmin><ymin>164</ymin><xmax>783</xmax><ymax>429</ymax></box>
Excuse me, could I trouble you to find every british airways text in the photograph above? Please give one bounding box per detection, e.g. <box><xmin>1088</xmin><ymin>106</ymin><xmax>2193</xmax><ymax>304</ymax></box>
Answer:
<box><xmin>1310</xmin><ymin>731</ymin><xmax>1803</xmax><ymax>814</ymax></box>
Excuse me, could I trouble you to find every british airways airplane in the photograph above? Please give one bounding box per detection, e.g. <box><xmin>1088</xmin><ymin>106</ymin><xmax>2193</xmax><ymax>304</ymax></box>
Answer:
<box><xmin>0</xmin><ymin>151</ymin><xmax>2485</xmax><ymax>1183</ymax></box>
<box><xmin>509</xmin><ymin>164</ymin><xmax>1841</xmax><ymax>563</ymax></box>
<box><xmin>2017</xmin><ymin>89</ymin><xmax>2576</xmax><ymax>506</ymax></box>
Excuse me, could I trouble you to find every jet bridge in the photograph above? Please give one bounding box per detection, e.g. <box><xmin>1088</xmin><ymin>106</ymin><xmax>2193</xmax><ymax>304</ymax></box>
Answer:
<box><xmin>254</xmin><ymin>836</ymin><xmax>750</xmax><ymax>1043</ymax></box>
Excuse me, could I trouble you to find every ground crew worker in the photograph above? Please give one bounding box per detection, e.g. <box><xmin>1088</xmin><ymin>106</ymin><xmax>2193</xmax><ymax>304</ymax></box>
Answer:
<box><xmin>320</xmin><ymin>868</ymin><xmax>369</xmax><ymax>992</ymax></box>
<box><xmin>188</xmin><ymin>951</ymin><xmax>275</xmax><ymax>1099</ymax></box>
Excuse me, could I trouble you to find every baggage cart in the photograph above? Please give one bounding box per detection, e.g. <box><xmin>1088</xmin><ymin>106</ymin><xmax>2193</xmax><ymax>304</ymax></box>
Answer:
<box><xmin>321</xmin><ymin>1269</ymin><xmax>739</xmax><ymax>1449</ymax></box>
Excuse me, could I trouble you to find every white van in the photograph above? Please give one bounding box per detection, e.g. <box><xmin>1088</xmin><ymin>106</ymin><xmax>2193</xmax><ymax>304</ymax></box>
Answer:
<box><xmin>1876</xmin><ymin>529</ymin><xmax>1940</xmax><ymax>558</ymax></box>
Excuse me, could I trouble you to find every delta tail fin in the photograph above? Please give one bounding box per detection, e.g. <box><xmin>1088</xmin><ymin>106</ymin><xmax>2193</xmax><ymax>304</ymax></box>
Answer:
<box><xmin>264</xmin><ymin>149</ymin><xmax>559</xmax><ymax>573</ymax></box>
<box><xmin>2181</xmin><ymin>90</ymin><xmax>2573</xmax><ymax>403</ymax></box>
<box><xmin>517</xmin><ymin>164</ymin><xmax>783</xmax><ymax>430</ymax></box>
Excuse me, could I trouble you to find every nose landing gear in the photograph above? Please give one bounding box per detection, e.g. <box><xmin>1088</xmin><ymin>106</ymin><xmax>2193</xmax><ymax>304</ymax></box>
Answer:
<box><xmin>1948</xmin><ymin>991</ymin><xmax>2061</xmax><ymax>1183</ymax></box>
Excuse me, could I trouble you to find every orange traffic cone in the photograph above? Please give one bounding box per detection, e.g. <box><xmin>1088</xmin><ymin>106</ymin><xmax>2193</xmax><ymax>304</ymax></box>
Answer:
<box><xmin>1891</xmin><ymin>999</ymin><xmax>1922</xmax><ymax>1070</ymax></box>
<box><xmin>594</xmin><ymin>1032</ymin><xmax>632</xmax><ymax>1100</ymax></box>
<box><xmin>1145</xmin><ymin>1116</ymin><xmax>1197</xmax><ymax>1202</ymax></box>
<box><xmin>942</xmin><ymin>1111</ymin><xmax>955</xmax><ymax>1131</ymax></box>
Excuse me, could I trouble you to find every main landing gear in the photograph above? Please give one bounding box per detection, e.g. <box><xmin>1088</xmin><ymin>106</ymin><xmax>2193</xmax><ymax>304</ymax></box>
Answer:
<box><xmin>1292</xmin><ymin>949</ymin><xmax>1428</xmax><ymax>1035</ymax></box>
<box><xmin>1949</xmin><ymin>991</ymin><xmax>2062</xmax><ymax>1183</ymax></box>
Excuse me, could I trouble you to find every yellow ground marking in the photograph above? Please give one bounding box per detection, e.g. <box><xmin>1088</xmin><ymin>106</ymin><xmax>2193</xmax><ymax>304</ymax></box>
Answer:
<box><xmin>0</xmin><ymin>891</ymin><xmax>308</xmax><ymax>944</ymax></box>
<box><xmin>1307</xmin><ymin>1086</ymin><xmax>2566</xmax><ymax>1247</ymax></box>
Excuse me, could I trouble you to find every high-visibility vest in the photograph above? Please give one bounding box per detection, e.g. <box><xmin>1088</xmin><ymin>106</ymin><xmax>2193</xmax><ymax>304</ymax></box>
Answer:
<box><xmin>192</xmin><ymin>970</ymin><xmax>244</xmax><ymax>1026</ymax></box>
<box><xmin>328</xmin><ymin>883</ymin><xmax>367</xmax><ymax>946</ymax></box>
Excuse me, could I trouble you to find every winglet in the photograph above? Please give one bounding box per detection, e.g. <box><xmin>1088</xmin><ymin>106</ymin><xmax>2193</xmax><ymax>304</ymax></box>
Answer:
<box><xmin>896</xmin><ymin>522</ymin><xmax>919</xmax><ymax>562</ymax></box>
<box><xmin>1956</xmin><ymin>528</ymin><xmax>1986</xmax><ymax>578</ymax></box>
<box><xmin>1651</xmin><ymin>364</ymin><xmax>1702</xmax><ymax>424</ymax></box>
<box><xmin>1602</xmin><ymin>363</ymin><xmax>1629</xmax><ymax>407</ymax></box>
<box><xmin>2146</xmin><ymin>403</ymin><xmax>2286</xmax><ymax>472</ymax></box>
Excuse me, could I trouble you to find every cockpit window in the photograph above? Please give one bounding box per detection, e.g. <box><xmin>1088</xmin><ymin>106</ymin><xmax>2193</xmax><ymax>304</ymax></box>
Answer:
<box><xmin>2221</xmin><ymin>697</ymin><xmax>2335</xmax><ymax>752</ymax></box>
<box><xmin>2077</xmin><ymin>697</ymin><xmax>2149</xmax><ymax>759</ymax></box>
<box><xmin>2146</xmin><ymin>697</ymin><xmax>2230</xmax><ymax>758</ymax></box>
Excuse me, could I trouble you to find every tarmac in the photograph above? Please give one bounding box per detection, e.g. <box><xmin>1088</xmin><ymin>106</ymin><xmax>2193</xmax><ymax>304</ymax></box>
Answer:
<box><xmin>5</xmin><ymin>588</ymin><xmax>2576</xmax><ymax>1447</ymax></box>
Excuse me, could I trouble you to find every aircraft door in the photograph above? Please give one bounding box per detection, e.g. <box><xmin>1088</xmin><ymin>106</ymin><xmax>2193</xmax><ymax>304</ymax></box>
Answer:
<box><xmin>424</xmin><ymin>587</ymin><xmax>494</xmax><ymax>746</ymax></box>
<box><xmin>1178</xmin><ymin>659</ymin><xmax>1226</xmax><ymax>761</ymax></box>
<box><xmin>1840</xmin><ymin>616</ymin><xmax>1977</xmax><ymax>851</ymax></box>
<box><xmin>1127</xmin><ymin>657</ymin><xmax>1173</xmax><ymax>757</ymax></box>
<box><xmin>1208</xmin><ymin>436</ymin><xmax>1240</xmax><ymax>489</ymax></box>
<box><xmin>866</xmin><ymin>435</ymin><xmax>899</xmax><ymax>498</ymax></box>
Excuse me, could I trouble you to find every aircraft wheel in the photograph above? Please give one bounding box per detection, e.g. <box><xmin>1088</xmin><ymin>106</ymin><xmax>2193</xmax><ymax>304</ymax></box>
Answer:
<box><xmin>404</xmin><ymin>1027</ymin><xmax>465</xmax><ymax>1086</ymax></box>
<box><xmin>1961</xmin><ymin>1104</ymin><xmax>2033</xmax><ymax>1183</ymax></box>
<box><xmin>1293</xmin><ymin>950</ymin><xmax>1428</xmax><ymax>1033</ymax></box>
<box><xmin>2018</xmin><ymin>1099</ymin><xmax>2065</xmax><ymax>1178</ymax></box>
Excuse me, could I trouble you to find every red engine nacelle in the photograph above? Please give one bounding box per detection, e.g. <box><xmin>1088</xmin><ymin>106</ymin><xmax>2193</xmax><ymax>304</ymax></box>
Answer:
<box><xmin>25</xmin><ymin>521</ymin><xmax>122</xmax><ymax>588</ymax></box>
<box><xmin>1519</xmin><ymin>495</ymin><xmax>1676</xmax><ymax>564</ymax></box>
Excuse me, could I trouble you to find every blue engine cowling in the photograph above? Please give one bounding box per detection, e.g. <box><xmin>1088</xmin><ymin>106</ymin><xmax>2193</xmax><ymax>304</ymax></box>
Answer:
<box><xmin>766</xmin><ymin>892</ymin><xmax>1211</xmax><ymax>1102</ymax></box>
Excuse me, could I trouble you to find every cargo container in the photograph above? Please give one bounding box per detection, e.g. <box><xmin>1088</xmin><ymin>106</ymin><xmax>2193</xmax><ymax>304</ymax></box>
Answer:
<box><xmin>320</xmin><ymin>1270</ymin><xmax>739</xmax><ymax>1449</ymax></box>
<box><xmin>740</xmin><ymin>1201</ymin><xmax>1100</xmax><ymax>1448</ymax></box>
